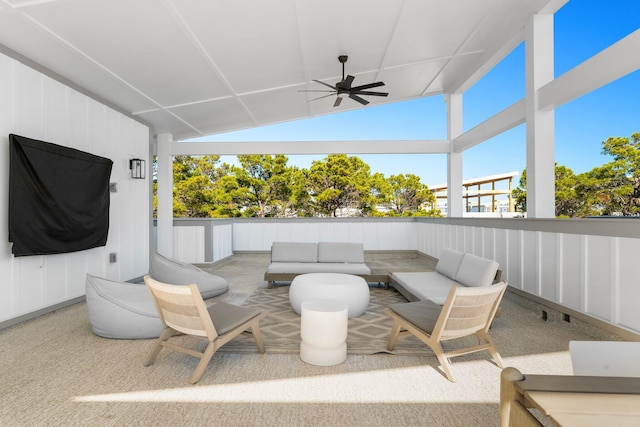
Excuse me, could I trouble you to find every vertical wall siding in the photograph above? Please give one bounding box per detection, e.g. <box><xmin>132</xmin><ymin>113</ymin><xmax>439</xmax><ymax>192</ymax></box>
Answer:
<box><xmin>0</xmin><ymin>53</ymin><xmax>149</xmax><ymax>323</ymax></box>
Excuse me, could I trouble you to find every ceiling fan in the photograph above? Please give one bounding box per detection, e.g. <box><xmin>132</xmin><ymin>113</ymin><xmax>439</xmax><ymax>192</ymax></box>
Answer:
<box><xmin>301</xmin><ymin>55</ymin><xmax>388</xmax><ymax>107</ymax></box>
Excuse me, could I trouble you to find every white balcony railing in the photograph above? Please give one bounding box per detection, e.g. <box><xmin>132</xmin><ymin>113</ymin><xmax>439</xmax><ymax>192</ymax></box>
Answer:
<box><xmin>163</xmin><ymin>217</ymin><xmax>640</xmax><ymax>338</ymax></box>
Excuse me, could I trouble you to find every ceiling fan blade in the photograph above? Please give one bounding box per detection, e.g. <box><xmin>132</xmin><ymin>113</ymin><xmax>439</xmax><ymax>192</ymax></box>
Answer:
<box><xmin>350</xmin><ymin>81</ymin><xmax>385</xmax><ymax>91</ymax></box>
<box><xmin>312</xmin><ymin>79</ymin><xmax>336</xmax><ymax>90</ymax></box>
<box><xmin>333</xmin><ymin>97</ymin><xmax>343</xmax><ymax>107</ymax></box>
<box><xmin>308</xmin><ymin>93</ymin><xmax>337</xmax><ymax>102</ymax></box>
<box><xmin>351</xmin><ymin>90</ymin><xmax>388</xmax><ymax>97</ymax></box>
<box><xmin>342</xmin><ymin>75</ymin><xmax>355</xmax><ymax>90</ymax></box>
<box><xmin>298</xmin><ymin>89</ymin><xmax>336</xmax><ymax>93</ymax></box>
<box><xmin>349</xmin><ymin>94</ymin><xmax>369</xmax><ymax>105</ymax></box>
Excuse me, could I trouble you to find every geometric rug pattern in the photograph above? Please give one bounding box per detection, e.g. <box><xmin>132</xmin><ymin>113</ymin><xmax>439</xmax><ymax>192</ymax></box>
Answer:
<box><xmin>217</xmin><ymin>285</ymin><xmax>427</xmax><ymax>355</ymax></box>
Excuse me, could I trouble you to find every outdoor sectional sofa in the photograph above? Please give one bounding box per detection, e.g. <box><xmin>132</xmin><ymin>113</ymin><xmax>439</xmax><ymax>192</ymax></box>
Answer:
<box><xmin>264</xmin><ymin>241</ymin><xmax>371</xmax><ymax>287</ymax></box>
<box><xmin>389</xmin><ymin>248</ymin><xmax>502</xmax><ymax>304</ymax></box>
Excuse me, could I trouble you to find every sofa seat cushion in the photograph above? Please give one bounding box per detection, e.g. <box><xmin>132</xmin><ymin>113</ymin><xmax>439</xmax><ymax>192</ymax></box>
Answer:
<box><xmin>271</xmin><ymin>242</ymin><xmax>318</xmax><ymax>263</ymax></box>
<box><xmin>455</xmin><ymin>254</ymin><xmax>499</xmax><ymax>287</ymax></box>
<box><xmin>149</xmin><ymin>251</ymin><xmax>229</xmax><ymax>299</ymax></box>
<box><xmin>267</xmin><ymin>262</ymin><xmax>371</xmax><ymax>275</ymax></box>
<box><xmin>318</xmin><ymin>242</ymin><xmax>365</xmax><ymax>263</ymax></box>
<box><xmin>391</xmin><ymin>271</ymin><xmax>460</xmax><ymax>304</ymax></box>
<box><xmin>85</xmin><ymin>274</ymin><xmax>162</xmax><ymax>339</ymax></box>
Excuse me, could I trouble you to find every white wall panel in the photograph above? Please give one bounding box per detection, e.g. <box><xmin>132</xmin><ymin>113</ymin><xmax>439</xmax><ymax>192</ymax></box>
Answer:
<box><xmin>539</xmin><ymin>232</ymin><xmax>558</xmax><ymax>301</ymax></box>
<box><xmin>473</xmin><ymin>226</ymin><xmax>484</xmax><ymax>255</ymax></box>
<box><xmin>585</xmin><ymin>235</ymin><xmax>612</xmax><ymax>320</ymax></box>
<box><xmin>482</xmin><ymin>228</ymin><xmax>495</xmax><ymax>259</ymax></box>
<box><xmin>521</xmin><ymin>231</ymin><xmax>538</xmax><ymax>294</ymax></box>
<box><xmin>212</xmin><ymin>224</ymin><xmax>233</xmax><ymax>261</ymax></box>
<box><xmin>173</xmin><ymin>226</ymin><xmax>205</xmax><ymax>263</ymax></box>
<box><xmin>0</xmin><ymin>55</ymin><xmax>15</xmax><ymax>319</ymax></box>
<box><xmin>560</xmin><ymin>233</ymin><xmax>582</xmax><ymax>310</ymax></box>
<box><xmin>0</xmin><ymin>52</ymin><xmax>150</xmax><ymax>324</ymax></box>
<box><xmin>494</xmin><ymin>228</ymin><xmax>508</xmax><ymax>277</ymax></box>
<box><xmin>617</xmin><ymin>237</ymin><xmax>640</xmax><ymax>331</ymax></box>
<box><xmin>507</xmin><ymin>229</ymin><xmax>523</xmax><ymax>288</ymax></box>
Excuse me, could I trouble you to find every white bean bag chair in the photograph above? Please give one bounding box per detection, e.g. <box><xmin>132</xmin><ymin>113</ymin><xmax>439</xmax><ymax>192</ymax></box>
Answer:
<box><xmin>85</xmin><ymin>274</ymin><xmax>162</xmax><ymax>339</ymax></box>
<box><xmin>149</xmin><ymin>251</ymin><xmax>229</xmax><ymax>299</ymax></box>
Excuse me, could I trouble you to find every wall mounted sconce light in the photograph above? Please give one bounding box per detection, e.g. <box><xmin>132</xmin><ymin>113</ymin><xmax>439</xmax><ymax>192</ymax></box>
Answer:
<box><xmin>129</xmin><ymin>158</ymin><xmax>146</xmax><ymax>179</ymax></box>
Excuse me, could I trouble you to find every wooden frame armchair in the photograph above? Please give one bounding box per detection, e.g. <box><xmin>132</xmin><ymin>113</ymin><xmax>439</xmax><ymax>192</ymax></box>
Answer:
<box><xmin>143</xmin><ymin>275</ymin><xmax>269</xmax><ymax>384</ymax></box>
<box><xmin>385</xmin><ymin>282</ymin><xmax>507</xmax><ymax>382</ymax></box>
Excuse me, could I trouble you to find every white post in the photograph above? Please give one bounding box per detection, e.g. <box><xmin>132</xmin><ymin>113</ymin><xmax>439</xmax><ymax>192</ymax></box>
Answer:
<box><xmin>525</xmin><ymin>13</ymin><xmax>555</xmax><ymax>218</ymax></box>
<box><xmin>156</xmin><ymin>133</ymin><xmax>174</xmax><ymax>257</ymax></box>
<box><xmin>446</xmin><ymin>93</ymin><xmax>464</xmax><ymax>217</ymax></box>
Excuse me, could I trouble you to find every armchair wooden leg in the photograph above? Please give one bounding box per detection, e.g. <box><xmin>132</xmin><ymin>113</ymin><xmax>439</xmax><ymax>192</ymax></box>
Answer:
<box><xmin>250</xmin><ymin>321</ymin><xmax>266</xmax><ymax>353</ymax></box>
<box><xmin>386</xmin><ymin>317</ymin><xmax>402</xmax><ymax>351</ymax></box>
<box><xmin>432</xmin><ymin>344</ymin><xmax>455</xmax><ymax>382</ymax></box>
<box><xmin>190</xmin><ymin>342</ymin><xmax>217</xmax><ymax>384</ymax></box>
<box><xmin>144</xmin><ymin>328</ymin><xmax>174</xmax><ymax>366</ymax></box>
<box><xmin>478</xmin><ymin>331</ymin><xmax>504</xmax><ymax>368</ymax></box>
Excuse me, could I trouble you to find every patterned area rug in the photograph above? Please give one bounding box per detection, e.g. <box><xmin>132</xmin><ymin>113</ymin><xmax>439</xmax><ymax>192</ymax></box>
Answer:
<box><xmin>217</xmin><ymin>285</ymin><xmax>427</xmax><ymax>355</ymax></box>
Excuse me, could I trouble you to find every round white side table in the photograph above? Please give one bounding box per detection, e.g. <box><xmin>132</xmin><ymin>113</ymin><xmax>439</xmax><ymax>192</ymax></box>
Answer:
<box><xmin>300</xmin><ymin>300</ymin><xmax>348</xmax><ymax>366</ymax></box>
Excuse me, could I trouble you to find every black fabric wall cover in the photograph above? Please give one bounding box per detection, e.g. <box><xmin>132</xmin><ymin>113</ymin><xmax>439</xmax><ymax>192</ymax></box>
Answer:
<box><xmin>8</xmin><ymin>134</ymin><xmax>114</xmax><ymax>257</ymax></box>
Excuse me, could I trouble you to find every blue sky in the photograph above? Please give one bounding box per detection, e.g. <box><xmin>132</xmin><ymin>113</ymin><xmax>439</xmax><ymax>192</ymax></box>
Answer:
<box><xmin>193</xmin><ymin>0</ymin><xmax>640</xmax><ymax>188</ymax></box>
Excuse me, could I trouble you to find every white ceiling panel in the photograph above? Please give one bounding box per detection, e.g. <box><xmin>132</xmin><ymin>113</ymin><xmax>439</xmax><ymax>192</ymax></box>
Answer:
<box><xmin>175</xmin><ymin>0</ymin><xmax>305</xmax><ymax>94</ymax></box>
<box><xmin>21</xmin><ymin>0</ymin><xmax>231</xmax><ymax>105</ymax></box>
<box><xmin>0</xmin><ymin>0</ymin><xmax>565</xmax><ymax>140</ymax></box>
<box><xmin>241</xmin><ymin>85</ymin><xmax>310</xmax><ymax>127</ymax></box>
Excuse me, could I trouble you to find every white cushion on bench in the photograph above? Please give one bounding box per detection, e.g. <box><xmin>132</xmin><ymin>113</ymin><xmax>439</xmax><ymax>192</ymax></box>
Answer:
<box><xmin>318</xmin><ymin>242</ymin><xmax>365</xmax><ymax>263</ymax></box>
<box><xmin>435</xmin><ymin>248</ymin><xmax>465</xmax><ymax>279</ymax></box>
<box><xmin>455</xmin><ymin>253</ymin><xmax>499</xmax><ymax>287</ymax></box>
<box><xmin>271</xmin><ymin>242</ymin><xmax>318</xmax><ymax>263</ymax></box>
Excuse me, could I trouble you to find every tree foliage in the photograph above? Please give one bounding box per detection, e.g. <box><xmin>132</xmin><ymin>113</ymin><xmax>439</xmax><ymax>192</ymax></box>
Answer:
<box><xmin>513</xmin><ymin>132</ymin><xmax>640</xmax><ymax>217</ymax></box>
<box><xmin>159</xmin><ymin>153</ymin><xmax>441</xmax><ymax>218</ymax></box>
<box><xmin>307</xmin><ymin>154</ymin><xmax>373</xmax><ymax>217</ymax></box>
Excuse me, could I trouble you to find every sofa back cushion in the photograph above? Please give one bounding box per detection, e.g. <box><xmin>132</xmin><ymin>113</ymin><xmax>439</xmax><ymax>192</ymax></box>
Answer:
<box><xmin>271</xmin><ymin>242</ymin><xmax>318</xmax><ymax>263</ymax></box>
<box><xmin>318</xmin><ymin>242</ymin><xmax>364</xmax><ymax>263</ymax></box>
<box><xmin>435</xmin><ymin>248</ymin><xmax>465</xmax><ymax>279</ymax></box>
<box><xmin>455</xmin><ymin>254</ymin><xmax>499</xmax><ymax>287</ymax></box>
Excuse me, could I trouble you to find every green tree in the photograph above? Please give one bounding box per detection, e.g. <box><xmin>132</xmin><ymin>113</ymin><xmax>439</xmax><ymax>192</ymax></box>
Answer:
<box><xmin>171</xmin><ymin>156</ymin><xmax>243</xmax><ymax>218</ymax></box>
<box><xmin>232</xmin><ymin>155</ymin><xmax>293</xmax><ymax>217</ymax></box>
<box><xmin>581</xmin><ymin>133</ymin><xmax>640</xmax><ymax>216</ymax></box>
<box><xmin>512</xmin><ymin>164</ymin><xmax>587</xmax><ymax>217</ymax></box>
<box><xmin>307</xmin><ymin>154</ymin><xmax>372</xmax><ymax>217</ymax></box>
<box><xmin>386</xmin><ymin>173</ymin><xmax>436</xmax><ymax>216</ymax></box>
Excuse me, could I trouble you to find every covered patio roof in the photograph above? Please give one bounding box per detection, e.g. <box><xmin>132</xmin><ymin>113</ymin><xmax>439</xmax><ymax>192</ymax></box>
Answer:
<box><xmin>0</xmin><ymin>0</ymin><xmax>561</xmax><ymax>140</ymax></box>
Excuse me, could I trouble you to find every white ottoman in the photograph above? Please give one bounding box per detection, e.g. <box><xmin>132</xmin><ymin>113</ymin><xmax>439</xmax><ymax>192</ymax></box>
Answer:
<box><xmin>300</xmin><ymin>300</ymin><xmax>348</xmax><ymax>366</ymax></box>
<box><xmin>289</xmin><ymin>273</ymin><xmax>370</xmax><ymax>318</ymax></box>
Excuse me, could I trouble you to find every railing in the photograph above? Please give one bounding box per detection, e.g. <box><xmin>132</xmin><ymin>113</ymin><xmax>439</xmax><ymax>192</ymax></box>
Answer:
<box><xmin>162</xmin><ymin>217</ymin><xmax>640</xmax><ymax>337</ymax></box>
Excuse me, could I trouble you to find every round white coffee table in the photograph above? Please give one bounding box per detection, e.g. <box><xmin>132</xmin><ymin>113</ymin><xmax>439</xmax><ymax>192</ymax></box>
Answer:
<box><xmin>289</xmin><ymin>273</ymin><xmax>370</xmax><ymax>318</ymax></box>
<box><xmin>300</xmin><ymin>300</ymin><xmax>348</xmax><ymax>366</ymax></box>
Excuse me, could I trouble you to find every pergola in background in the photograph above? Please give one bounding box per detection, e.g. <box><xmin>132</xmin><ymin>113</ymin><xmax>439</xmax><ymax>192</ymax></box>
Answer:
<box><xmin>430</xmin><ymin>171</ymin><xmax>519</xmax><ymax>214</ymax></box>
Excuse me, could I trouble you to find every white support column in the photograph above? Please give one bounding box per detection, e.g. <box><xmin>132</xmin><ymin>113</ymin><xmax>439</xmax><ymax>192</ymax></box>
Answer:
<box><xmin>446</xmin><ymin>94</ymin><xmax>464</xmax><ymax>217</ymax></box>
<box><xmin>525</xmin><ymin>13</ymin><xmax>555</xmax><ymax>218</ymax></box>
<box><xmin>156</xmin><ymin>133</ymin><xmax>174</xmax><ymax>257</ymax></box>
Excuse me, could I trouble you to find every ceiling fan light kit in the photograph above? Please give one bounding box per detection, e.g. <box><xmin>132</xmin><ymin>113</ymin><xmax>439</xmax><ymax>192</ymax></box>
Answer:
<box><xmin>301</xmin><ymin>55</ymin><xmax>389</xmax><ymax>107</ymax></box>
